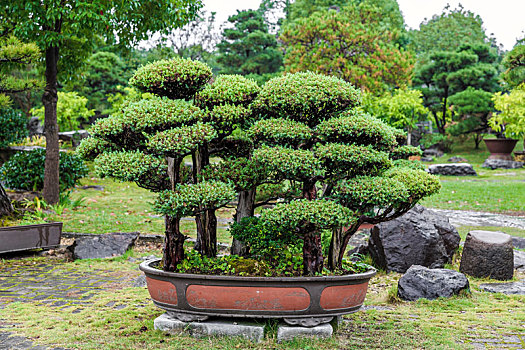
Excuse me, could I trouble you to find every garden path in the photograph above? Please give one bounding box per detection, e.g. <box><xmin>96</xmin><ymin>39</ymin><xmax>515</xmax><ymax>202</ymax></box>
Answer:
<box><xmin>431</xmin><ymin>208</ymin><xmax>525</xmax><ymax>230</ymax></box>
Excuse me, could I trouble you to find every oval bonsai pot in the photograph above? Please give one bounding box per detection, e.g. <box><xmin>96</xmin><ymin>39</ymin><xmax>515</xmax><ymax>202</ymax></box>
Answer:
<box><xmin>484</xmin><ymin>139</ymin><xmax>518</xmax><ymax>160</ymax></box>
<box><xmin>140</xmin><ymin>259</ymin><xmax>375</xmax><ymax>325</ymax></box>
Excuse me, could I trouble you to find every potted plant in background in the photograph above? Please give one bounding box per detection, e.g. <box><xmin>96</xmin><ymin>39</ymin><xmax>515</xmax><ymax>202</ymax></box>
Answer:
<box><xmin>78</xmin><ymin>58</ymin><xmax>440</xmax><ymax>331</ymax></box>
<box><xmin>488</xmin><ymin>84</ymin><xmax>525</xmax><ymax>161</ymax></box>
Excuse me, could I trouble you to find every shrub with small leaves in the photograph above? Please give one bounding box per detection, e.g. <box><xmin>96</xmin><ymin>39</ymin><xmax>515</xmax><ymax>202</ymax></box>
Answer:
<box><xmin>251</xmin><ymin>71</ymin><xmax>361</xmax><ymax>126</ymax></box>
<box><xmin>249</xmin><ymin>118</ymin><xmax>313</xmax><ymax>147</ymax></box>
<box><xmin>76</xmin><ymin>137</ymin><xmax>114</xmax><ymax>161</ymax></box>
<box><xmin>261</xmin><ymin>199</ymin><xmax>356</xmax><ymax>232</ymax></box>
<box><xmin>148</xmin><ymin>122</ymin><xmax>217</xmax><ymax>157</ymax></box>
<box><xmin>392</xmin><ymin>159</ymin><xmax>426</xmax><ymax>171</ymax></box>
<box><xmin>95</xmin><ymin>151</ymin><xmax>167</xmax><ymax>184</ymax></box>
<box><xmin>129</xmin><ymin>57</ymin><xmax>212</xmax><ymax>99</ymax></box>
<box><xmin>253</xmin><ymin>145</ymin><xmax>324</xmax><ymax>180</ymax></box>
<box><xmin>205</xmin><ymin>104</ymin><xmax>251</xmax><ymax>131</ymax></box>
<box><xmin>0</xmin><ymin>149</ymin><xmax>87</xmax><ymax>191</ymax></box>
<box><xmin>154</xmin><ymin>181</ymin><xmax>236</xmax><ymax>217</ymax></box>
<box><xmin>389</xmin><ymin>145</ymin><xmax>423</xmax><ymax>160</ymax></box>
<box><xmin>0</xmin><ymin>108</ymin><xmax>27</xmax><ymax>148</ymax></box>
<box><xmin>385</xmin><ymin>167</ymin><xmax>441</xmax><ymax>201</ymax></box>
<box><xmin>195</xmin><ymin>74</ymin><xmax>260</xmax><ymax>108</ymax></box>
<box><xmin>201</xmin><ymin>158</ymin><xmax>269</xmax><ymax>192</ymax></box>
<box><xmin>333</xmin><ymin>177</ymin><xmax>408</xmax><ymax>210</ymax></box>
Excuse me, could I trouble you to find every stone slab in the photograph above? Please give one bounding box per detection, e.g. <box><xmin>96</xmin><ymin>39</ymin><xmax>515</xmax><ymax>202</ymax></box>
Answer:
<box><xmin>277</xmin><ymin>323</ymin><xmax>333</xmax><ymax>342</ymax></box>
<box><xmin>72</xmin><ymin>232</ymin><xmax>139</xmax><ymax>259</ymax></box>
<box><xmin>479</xmin><ymin>281</ymin><xmax>525</xmax><ymax>295</ymax></box>
<box><xmin>469</xmin><ymin>230</ymin><xmax>511</xmax><ymax>245</ymax></box>
<box><xmin>514</xmin><ymin>250</ymin><xmax>525</xmax><ymax>271</ymax></box>
<box><xmin>154</xmin><ymin>313</ymin><xmax>264</xmax><ymax>343</ymax></box>
<box><xmin>482</xmin><ymin>159</ymin><xmax>524</xmax><ymax>169</ymax></box>
<box><xmin>428</xmin><ymin>163</ymin><xmax>477</xmax><ymax>176</ymax></box>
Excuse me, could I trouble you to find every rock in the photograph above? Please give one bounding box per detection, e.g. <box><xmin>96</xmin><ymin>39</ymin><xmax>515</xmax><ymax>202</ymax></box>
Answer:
<box><xmin>346</xmin><ymin>230</ymin><xmax>369</xmax><ymax>259</ymax></box>
<box><xmin>154</xmin><ymin>313</ymin><xmax>264</xmax><ymax>343</ymax></box>
<box><xmin>459</xmin><ymin>230</ymin><xmax>514</xmax><ymax>280</ymax></box>
<box><xmin>71</xmin><ymin>232</ymin><xmax>139</xmax><ymax>259</ymax></box>
<box><xmin>514</xmin><ymin>250</ymin><xmax>525</xmax><ymax>272</ymax></box>
<box><xmin>482</xmin><ymin>159</ymin><xmax>524</xmax><ymax>169</ymax></box>
<box><xmin>27</xmin><ymin>117</ymin><xmax>44</xmax><ymax>137</ymax></box>
<box><xmin>132</xmin><ymin>275</ymin><xmax>147</xmax><ymax>288</ymax></box>
<box><xmin>397</xmin><ymin>265</ymin><xmax>470</xmax><ymax>301</ymax></box>
<box><xmin>58</xmin><ymin>130</ymin><xmax>90</xmax><ymax>147</ymax></box>
<box><xmin>479</xmin><ymin>281</ymin><xmax>525</xmax><ymax>295</ymax></box>
<box><xmin>423</xmin><ymin>148</ymin><xmax>443</xmax><ymax>158</ymax></box>
<box><xmin>80</xmin><ymin>185</ymin><xmax>104</xmax><ymax>191</ymax></box>
<box><xmin>428</xmin><ymin>163</ymin><xmax>477</xmax><ymax>176</ymax></box>
<box><xmin>368</xmin><ymin>205</ymin><xmax>460</xmax><ymax>273</ymax></box>
<box><xmin>277</xmin><ymin>323</ymin><xmax>333</xmax><ymax>342</ymax></box>
<box><xmin>448</xmin><ymin>156</ymin><xmax>468</xmax><ymax>163</ymax></box>
<box><xmin>512</xmin><ymin>236</ymin><xmax>525</xmax><ymax>249</ymax></box>
<box><xmin>421</xmin><ymin>156</ymin><xmax>434</xmax><ymax>162</ymax></box>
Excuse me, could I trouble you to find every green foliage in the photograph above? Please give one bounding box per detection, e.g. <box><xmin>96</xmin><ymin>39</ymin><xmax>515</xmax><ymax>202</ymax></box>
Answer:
<box><xmin>490</xmin><ymin>84</ymin><xmax>525</xmax><ymax>141</ymax></box>
<box><xmin>419</xmin><ymin>133</ymin><xmax>453</xmax><ymax>152</ymax></box>
<box><xmin>153</xmin><ymin>181</ymin><xmax>236</xmax><ymax>217</ymax></box>
<box><xmin>392</xmin><ymin>159</ymin><xmax>426</xmax><ymax>171</ymax></box>
<box><xmin>253</xmin><ymin>145</ymin><xmax>324</xmax><ymax>181</ymax></box>
<box><xmin>31</xmin><ymin>91</ymin><xmax>94</xmax><ymax>131</ymax></box>
<box><xmin>64</xmin><ymin>51</ymin><xmax>130</xmax><ymax>113</ymax></box>
<box><xmin>0</xmin><ymin>107</ymin><xmax>28</xmax><ymax>148</ymax></box>
<box><xmin>76</xmin><ymin>137</ymin><xmax>114</xmax><ymax>161</ymax></box>
<box><xmin>280</xmin><ymin>2</ymin><xmax>414</xmax><ymax>94</ymax></box>
<box><xmin>205</xmin><ymin>104</ymin><xmax>251</xmax><ymax>131</ymax></box>
<box><xmin>501</xmin><ymin>44</ymin><xmax>525</xmax><ymax>87</ymax></box>
<box><xmin>315</xmin><ymin>143</ymin><xmax>392</xmax><ymax>177</ymax></box>
<box><xmin>333</xmin><ymin>176</ymin><xmax>408</xmax><ymax>210</ymax></box>
<box><xmin>216</xmin><ymin>9</ymin><xmax>283</xmax><ymax>77</ymax></box>
<box><xmin>195</xmin><ymin>74</ymin><xmax>260</xmax><ymax>108</ymax></box>
<box><xmin>389</xmin><ymin>145</ymin><xmax>423</xmax><ymax>160</ymax></box>
<box><xmin>0</xmin><ymin>149</ymin><xmax>87</xmax><ymax>191</ymax></box>
<box><xmin>129</xmin><ymin>57</ymin><xmax>212</xmax><ymax>99</ymax></box>
<box><xmin>148</xmin><ymin>122</ymin><xmax>217</xmax><ymax>157</ymax></box>
<box><xmin>251</xmin><ymin>71</ymin><xmax>361</xmax><ymax>126</ymax></box>
<box><xmin>385</xmin><ymin>167</ymin><xmax>441</xmax><ymax>201</ymax></box>
<box><xmin>316</xmin><ymin>111</ymin><xmax>397</xmax><ymax>151</ymax></box>
<box><xmin>201</xmin><ymin>158</ymin><xmax>269</xmax><ymax>192</ymax></box>
<box><xmin>249</xmin><ymin>118</ymin><xmax>313</xmax><ymax>147</ymax></box>
<box><xmin>261</xmin><ymin>199</ymin><xmax>356</xmax><ymax>232</ymax></box>
<box><xmin>95</xmin><ymin>151</ymin><xmax>167</xmax><ymax>184</ymax></box>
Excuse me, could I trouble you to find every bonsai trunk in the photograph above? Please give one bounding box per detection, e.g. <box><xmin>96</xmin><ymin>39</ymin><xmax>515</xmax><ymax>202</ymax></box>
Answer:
<box><xmin>0</xmin><ymin>183</ymin><xmax>13</xmax><ymax>217</ymax></box>
<box><xmin>162</xmin><ymin>215</ymin><xmax>186</xmax><ymax>272</ymax></box>
<box><xmin>192</xmin><ymin>144</ymin><xmax>218</xmax><ymax>257</ymax></box>
<box><xmin>327</xmin><ymin>227</ymin><xmax>343</xmax><ymax>271</ymax></box>
<box><xmin>42</xmin><ymin>45</ymin><xmax>60</xmax><ymax>205</ymax></box>
<box><xmin>231</xmin><ymin>188</ymin><xmax>256</xmax><ymax>256</ymax></box>
<box><xmin>303</xmin><ymin>231</ymin><xmax>323</xmax><ymax>275</ymax></box>
<box><xmin>407</xmin><ymin>127</ymin><xmax>412</xmax><ymax>146</ymax></box>
<box><xmin>302</xmin><ymin>179</ymin><xmax>317</xmax><ymax>200</ymax></box>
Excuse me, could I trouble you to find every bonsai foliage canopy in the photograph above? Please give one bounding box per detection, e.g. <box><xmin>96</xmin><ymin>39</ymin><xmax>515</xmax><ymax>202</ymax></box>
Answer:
<box><xmin>79</xmin><ymin>58</ymin><xmax>440</xmax><ymax>276</ymax></box>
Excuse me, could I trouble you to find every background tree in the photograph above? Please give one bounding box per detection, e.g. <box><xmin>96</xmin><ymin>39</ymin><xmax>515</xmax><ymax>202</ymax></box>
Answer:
<box><xmin>501</xmin><ymin>41</ymin><xmax>525</xmax><ymax>88</ymax></box>
<box><xmin>216</xmin><ymin>9</ymin><xmax>283</xmax><ymax>84</ymax></box>
<box><xmin>0</xmin><ymin>32</ymin><xmax>39</xmax><ymax>217</ymax></box>
<box><xmin>2</xmin><ymin>0</ymin><xmax>202</xmax><ymax>205</ymax></box>
<box><xmin>490</xmin><ymin>84</ymin><xmax>525</xmax><ymax>150</ymax></box>
<box><xmin>414</xmin><ymin>43</ymin><xmax>500</xmax><ymax>135</ymax></box>
<box><xmin>279</xmin><ymin>2</ymin><xmax>414</xmax><ymax>95</ymax></box>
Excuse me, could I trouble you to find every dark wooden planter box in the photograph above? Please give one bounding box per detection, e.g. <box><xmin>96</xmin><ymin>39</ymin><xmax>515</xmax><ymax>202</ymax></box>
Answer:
<box><xmin>140</xmin><ymin>259</ymin><xmax>375</xmax><ymax>325</ymax></box>
<box><xmin>0</xmin><ymin>222</ymin><xmax>63</xmax><ymax>254</ymax></box>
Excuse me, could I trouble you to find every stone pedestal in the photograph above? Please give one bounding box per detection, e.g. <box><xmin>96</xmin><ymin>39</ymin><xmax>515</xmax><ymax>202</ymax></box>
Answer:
<box><xmin>459</xmin><ymin>230</ymin><xmax>514</xmax><ymax>280</ymax></box>
<box><xmin>277</xmin><ymin>323</ymin><xmax>333</xmax><ymax>342</ymax></box>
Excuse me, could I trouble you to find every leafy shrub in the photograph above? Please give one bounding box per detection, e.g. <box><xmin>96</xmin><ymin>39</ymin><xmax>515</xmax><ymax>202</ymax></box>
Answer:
<box><xmin>389</xmin><ymin>145</ymin><xmax>423</xmax><ymax>160</ymax></box>
<box><xmin>195</xmin><ymin>74</ymin><xmax>260</xmax><ymax>108</ymax></box>
<box><xmin>0</xmin><ymin>149</ymin><xmax>88</xmax><ymax>191</ymax></box>
<box><xmin>420</xmin><ymin>133</ymin><xmax>452</xmax><ymax>152</ymax></box>
<box><xmin>0</xmin><ymin>108</ymin><xmax>28</xmax><ymax>148</ymax></box>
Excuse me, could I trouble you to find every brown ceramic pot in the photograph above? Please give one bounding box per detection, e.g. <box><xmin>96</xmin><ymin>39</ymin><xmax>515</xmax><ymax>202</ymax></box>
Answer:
<box><xmin>140</xmin><ymin>259</ymin><xmax>375</xmax><ymax>326</ymax></box>
<box><xmin>484</xmin><ymin>139</ymin><xmax>518</xmax><ymax>160</ymax></box>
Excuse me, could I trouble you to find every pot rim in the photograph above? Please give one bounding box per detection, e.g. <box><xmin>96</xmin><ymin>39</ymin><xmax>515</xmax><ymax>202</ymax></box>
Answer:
<box><xmin>139</xmin><ymin>258</ymin><xmax>376</xmax><ymax>282</ymax></box>
<box><xmin>483</xmin><ymin>138</ymin><xmax>519</xmax><ymax>142</ymax></box>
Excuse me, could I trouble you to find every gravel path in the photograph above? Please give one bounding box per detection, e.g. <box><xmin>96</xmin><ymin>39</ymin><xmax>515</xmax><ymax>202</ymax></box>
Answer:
<box><xmin>430</xmin><ymin>208</ymin><xmax>525</xmax><ymax>230</ymax></box>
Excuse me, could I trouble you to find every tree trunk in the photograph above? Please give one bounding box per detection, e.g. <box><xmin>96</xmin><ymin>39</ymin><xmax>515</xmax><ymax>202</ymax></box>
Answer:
<box><xmin>42</xmin><ymin>46</ymin><xmax>60</xmax><ymax>205</ymax></box>
<box><xmin>302</xmin><ymin>179</ymin><xmax>317</xmax><ymax>200</ymax></box>
<box><xmin>327</xmin><ymin>227</ymin><xmax>343</xmax><ymax>271</ymax></box>
<box><xmin>407</xmin><ymin>127</ymin><xmax>412</xmax><ymax>146</ymax></box>
<box><xmin>231</xmin><ymin>188</ymin><xmax>256</xmax><ymax>256</ymax></box>
<box><xmin>192</xmin><ymin>144</ymin><xmax>218</xmax><ymax>257</ymax></box>
<box><xmin>474</xmin><ymin>133</ymin><xmax>482</xmax><ymax>149</ymax></box>
<box><xmin>162</xmin><ymin>215</ymin><xmax>186</xmax><ymax>272</ymax></box>
<box><xmin>303</xmin><ymin>231</ymin><xmax>323</xmax><ymax>275</ymax></box>
<box><xmin>0</xmin><ymin>182</ymin><xmax>13</xmax><ymax>217</ymax></box>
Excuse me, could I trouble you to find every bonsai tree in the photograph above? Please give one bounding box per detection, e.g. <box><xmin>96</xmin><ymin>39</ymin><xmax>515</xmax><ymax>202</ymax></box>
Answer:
<box><xmin>78</xmin><ymin>58</ymin><xmax>260</xmax><ymax>270</ymax></box>
<box><xmin>247</xmin><ymin>72</ymin><xmax>440</xmax><ymax>274</ymax></box>
<box><xmin>489</xmin><ymin>84</ymin><xmax>525</xmax><ymax>150</ymax></box>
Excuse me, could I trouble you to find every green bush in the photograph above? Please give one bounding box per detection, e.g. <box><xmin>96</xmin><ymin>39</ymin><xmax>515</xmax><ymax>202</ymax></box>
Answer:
<box><xmin>31</xmin><ymin>92</ymin><xmax>94</xmax><ymax>131</ymax></box>
<box><xmin>0</xmin><ymin>149</ymin><xmax>88</xmax><ymax>191</ymax></box>
<box><xmin>195</xmin><ymin>74</ymin><xmax>260</xmax><ymax>108</ymax></box>
<box><xmin>0</xmin><ymin>108</ymin><xmax>27</xmax><ymax>148</ymax></box>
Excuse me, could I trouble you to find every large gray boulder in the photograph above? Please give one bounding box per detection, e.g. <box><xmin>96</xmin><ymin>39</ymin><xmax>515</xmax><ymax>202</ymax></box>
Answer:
<box><xmin>368</xmin><ymin>205</ymin><xmax>460</xmax><ymax>273</ymax></box>
<box><xmin>482</xmin><ymin>159</ymin><xmax>523</xmax><ymax>169</ymax></box>
<box><xmin>398</xmin><ymin>265</ymin><xmax>470</xmax><ymax>301</ymax></box>
<box><xmin>428</xmin><ymin>163</ymin><xmax>477</xmax><ymax>176</ymax></box>
<box><xmin>459</xmin><ymin>230</ymin><xmax>514</xmax><ymax>280</ymax></box>
<box><xmin>71</xmin><ymin>232</ymin><xmax>139</xmax><ymax>259</ymax></box>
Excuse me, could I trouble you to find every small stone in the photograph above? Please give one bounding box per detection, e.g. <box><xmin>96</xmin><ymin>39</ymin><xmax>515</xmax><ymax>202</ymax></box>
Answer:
<box><xmin>448</xmin><ymin>156</ymin><xmax>468</xmax><ymax>163</ymax></box>
<box><xmin>277</xmin><ymin>323</ymin><xmax>333</xmax><ymax>342</ymax></box>
<box><xmin>479</xmin><ymin>281</ymin><xmax>525</xmax><ymax>295</ymax></box>
<box><xmin>421</xmin><ymin>156</ymin><xmax>434</xmax><ymax>162</ymax></box>
<box><xmin>513</xmin><ymin>250</ymin><xmax>525</xmax><ymax>271</ymax></box>
<box><xmin>71</xmin><ymin>232</ymin><xmax>139</xmax><ymax>259</ymax></box>
<box><xmin>459</xmin><ymin>230</ymin><xmax>514</xmax><ymax>280</ymax></box>
<box><xmin>428</xmin><ymin>163</ymin><xmax>477</xmax><ymax>176</ymax></box>
<box><xmin>397</xmin><ymin>265</ymin><xmax>470</xmax><ymax>301</ymax></box>
<box><xmin>132</xmin><ymin>275</ymin><xmax>147</xmax><ymax>288</ymax></box>
<box><xmin>512</xmin><ymin>236</ymin><xmax>525</xmax><ymax>249</ymax></box>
